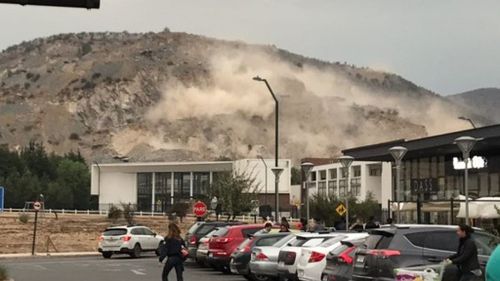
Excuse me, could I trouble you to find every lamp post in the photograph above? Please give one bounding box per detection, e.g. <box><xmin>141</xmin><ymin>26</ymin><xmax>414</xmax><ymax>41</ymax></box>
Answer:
<box><xmin>301</xmin><ymin>162</ymin><xmax>314</xmax><ymax>222</ymax></box>
<box><xmin>258</xmin><ymin>156</ymin><xmax>269</xmax><ymax>205</ymax></box>
<box><xmin>458</xmin><ymin>116</ymin><xmax>477</xmax><ymax>129</ymax></box>
<box><xmin>271</xmin><ymin>167</ymin><xmax>284</xmax><ymax>222</ymax></box>
<box><xmin>338</xmin><ymin>156</ymin><xmax>354</xmax><ymax>230</ymax></box>
<box><xmin>389</xmin><ymin>146</ymin><xmax>408</xmax><ymax>223</ymax></box>
<box><xmin>253</xmin><ymin>76</ymin><xmax>280</xmax><ymax>222</ymax></box>
<box><xmin>454</xmin><ymin>136</ymin><xmax>481</xmax><ymax>224</ymax></box>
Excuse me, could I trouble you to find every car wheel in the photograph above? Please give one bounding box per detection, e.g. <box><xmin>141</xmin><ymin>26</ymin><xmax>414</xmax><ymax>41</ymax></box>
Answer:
<box><xmin>251</xmin><ymin>273</ymin><xmax>270</xmax><ymax>281</ymax></box>
<box><xmin>102</xmin><ymin>252</ymin><xmax>112</xmax><ymax>259</ymax></box>
<box><xmin>243</xmin><ymin>275</ymin><xmax>252</xmax><ymax>281</ymax></box>
<box><xmin>130</xmin><ymin>244</ymin><xmax>142</xmax><ymax>258</ymax></box>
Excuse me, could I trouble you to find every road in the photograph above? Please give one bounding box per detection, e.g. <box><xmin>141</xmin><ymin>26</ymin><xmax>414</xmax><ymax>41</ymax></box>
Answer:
<box><xmin>1</xmin><ymin>255</ymin><xmax>246</xmax><ymax>281</ymax></box>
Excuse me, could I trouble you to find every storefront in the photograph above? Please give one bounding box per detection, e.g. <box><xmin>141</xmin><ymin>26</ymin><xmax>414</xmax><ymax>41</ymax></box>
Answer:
<box><xmin>343</xmin><ymin>124</ymin><xmax>500</xmax><ymax>225</ymax></box>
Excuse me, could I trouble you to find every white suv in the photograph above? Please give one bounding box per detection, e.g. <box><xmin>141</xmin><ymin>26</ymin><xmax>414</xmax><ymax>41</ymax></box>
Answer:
<box><xmin>98</xmin><ymin>225</ymin><xmax>164</xmax><ymax>259</ymax></box>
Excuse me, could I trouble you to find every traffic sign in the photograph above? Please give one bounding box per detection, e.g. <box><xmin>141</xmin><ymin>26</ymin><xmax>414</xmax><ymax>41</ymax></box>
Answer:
<box><xmin>336</xmin><ymin>203</ymin><xmax>347</xmax><ymax>216</ymax></box>
<box><xmin>33</xmin><ymin>201</ymin><xmax>42</xmax><ymax>211</ymax></box>
<box><xmin>0</xmin><ymin>186</ymin><xmax>4</xmax><ymax>213</ymax></box>
<box><xmin>193</xmin><ymin>201</ymin><xmax>208</xmax><ymax>217</ymax></box>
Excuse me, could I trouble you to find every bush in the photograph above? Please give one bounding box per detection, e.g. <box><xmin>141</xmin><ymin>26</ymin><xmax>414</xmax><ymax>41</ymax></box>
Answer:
<box><xmin>0</xmin><ymin>265</ymin><xmax>8</xmax><ymax>281</ymax></box>
<box><xmin>107</xmin><ymin>205</ymin><xmax>122</xmax><ymax>223</ymax></box>
<box><xmin>18</xmin><ymin>213</ymin><xmax>29</xmax><ymax>224</ymax></box>
<box><xmin>121</xmin><ymin>203</ymin><xmax>135</xmax><ymax>225</ymax></box>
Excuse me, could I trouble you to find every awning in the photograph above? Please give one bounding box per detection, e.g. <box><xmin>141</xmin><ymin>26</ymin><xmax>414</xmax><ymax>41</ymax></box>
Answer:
<box><xmin>456</xmin><ymin>197</ymin><xmax>500</xmax><ymax>219</ymax></box>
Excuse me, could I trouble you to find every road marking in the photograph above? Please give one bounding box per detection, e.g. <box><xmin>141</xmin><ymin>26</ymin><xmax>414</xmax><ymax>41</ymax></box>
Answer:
<box><xmin>34</xmin><ymin>265</ymin><xmax>48</xmax><ymax>270</ymax></box>
<box><xmin>131</xmin><ymin>269</ymin><xmax>146</xmax><ymax>275</ymax></box>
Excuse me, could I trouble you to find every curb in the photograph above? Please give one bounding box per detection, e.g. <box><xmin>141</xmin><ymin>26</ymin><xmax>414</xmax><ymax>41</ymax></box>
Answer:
<box><xmin>0</xmin><ymin>252</ymin><xmax>99</xmax><ymax>259</ymax></box>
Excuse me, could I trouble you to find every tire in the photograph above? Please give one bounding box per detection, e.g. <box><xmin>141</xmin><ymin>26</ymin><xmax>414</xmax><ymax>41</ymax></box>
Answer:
<box><xmin>243</xmin><ymin>275</ymin><xmax>252</xmax><ymax>281</ymax></box>
<box><xmin>130</xmin><ymin>244</ymin><xmax>142</xmax><ymax>258</ymax></box>
<box><xmin>251</xmin><ymin>273</ymin><xmax>271</xmax><ymax>281</ymax></box>
<box><xmin>102</xmin><ymin>252</ymin><xmax>112</xmax><ymax>259</ymax></box>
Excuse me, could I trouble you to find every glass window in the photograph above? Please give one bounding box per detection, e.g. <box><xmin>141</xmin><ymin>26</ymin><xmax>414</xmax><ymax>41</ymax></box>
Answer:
<box><xmin>405</xmin><ymin>232</ymin><xmax>427</xmax><ymax>248</ymax></box>
<box><xmin>137</xmin><ymin>173</ymin><xmax>152</xmax><ymax>212</ymax></box>
<box><xmin>340</xmin><ymin>167</ymin><xmax>348</xmax><ymax>178</ymax></box>
<box><xmin>318</xmin><ymin>182</ymin><xmax>327</xmax><ymax>196</ymax></box>
<box><xmin>328</xmin><ymin>181</ymin><xmax>337</xmax><ymax>197</ymax></box>
<box><xmin>273</xmin><ymin>234</ymin><xmax>295</xmax><ymax>247</ymax></box>
<box><xmin>193</xmin><ymin>172</ymin><xmax>210</xmax><ymax>197</ymax></box>
<box><xmin>256</xmin><ymin>236</ymin><xmax>287</xmax><ymax>246</ymax></box>
<box><xmin>490</xmin><ymin>174</ymin><xmax>499</xmax><ymax>196</ymax></box>
<box><xmin>174</xmin><ymin>172</ymin><xmax>190</xmax><ymax>201</ymax></box>
<box><xmin>468</xmin><ymin>173</ymin><xmax>479</xmax><ymax>197</ymax></box>
<box><xmin>351</xmin><ymin>178</ymin><xmax>361</xmax><ymax>196</ymax></box>
<box><xmin>242</xmin><ymin>228</ymin><xmax>262</xmax><ymax>237</ymax></box>
<box><xmin>319</xmin><ymin>236</ymin><xmax>345</xmax><ymax>247</ymax></box>
<box><xmin>419</xmin><ymin>158</ymin><xmax>430</xmax><ymax>179</ymax></box>
<box><xmin>472</xmin><ymin>232</ymin><xmax>500</xmax><ymax>256</ymax></box>
<box><xmin>155</xmin><ymin>172</ymin><xmax>172</xmax><ymax>212</ymax></box>
<box><xmin>352</xmin><ymin>166</ymin><xmax>361</xmax><ymax>177</ymax></box>
<box><xmin>424</xmin><ymin>231</ymin><xmax>458</xmax><ymax>252</ymax></box>
<box><xmin>479</xmin><ymin>173</ymin><xmax>489</xmax><ymax>197</ymax></box>
<box><xmin>212</xmin><ymin>227</ymin><xmax>229</xmax><ymax>237</ymax></box>
<box><xmin>339</xmin><ymin>179</ymin><xmax>346</xmax><ymax>197</ymax></box>
<box><xmin>103</xmin><ymin>228</ymin><xmax>127</xmax><ymax>236</ymax></box>
<box><xmin>369</xmin><ymin>167</ymin><xmax>381</xmax><ymax>176</ymax></box>
<box><xmin>320</xmin><ymin>170</ymin><xmax>327</xmax><ymax>180</ymax></box>
<box><xmin>329</xmin><ymin>169</ymin><xmax>337</xmax><ymax>179</ymax></box>
<box><xmin>131</xmin><ymin>228</ymin><xmax>143</xmax><ymax>235</ymax></box>
<box><xmin>430</xmin><ymin>157</ymin><xmax>438</xmax><ymax>178</ymax></box>
<box><xmin>310</xmin><ymin>171</ymin><xmax>317</xmax><ymax>181</ymax></box>
<box><xmin>438</xmin><ymin>156</ymin><xmax>445</xmax><ymax>177</ymax></box>
<box><xmin>142</xmin><ymin>228</ymin><xmax>154</xmax><ymax>235</ymax></box>
<box><xmin>188</xmin><ymin>222</ymin><xmax>203</xmax><ymax>234</ymax></box>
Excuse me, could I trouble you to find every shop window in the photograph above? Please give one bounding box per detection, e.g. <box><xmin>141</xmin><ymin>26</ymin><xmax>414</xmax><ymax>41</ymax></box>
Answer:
<box><xmin>329</xmin><ymin>169</ymin><xmax>337</xmax><ymax>179</ymax></box>
<box><xmin>137</xmin><ymin>173</ymin><xmax>152</xmax><ymax>212</ymax></box>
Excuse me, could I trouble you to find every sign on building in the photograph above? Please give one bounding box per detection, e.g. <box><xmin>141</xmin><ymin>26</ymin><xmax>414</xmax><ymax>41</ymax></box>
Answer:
<box><xmin>411</xmin><ymin>178</ymin><xmax>438</xmax><ymax>195</ymax></box>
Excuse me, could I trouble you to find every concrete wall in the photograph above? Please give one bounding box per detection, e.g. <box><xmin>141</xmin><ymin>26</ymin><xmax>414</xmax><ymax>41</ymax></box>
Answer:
<box><xmin>98</xmin><ymin>172</ymin><xmax>137</xmax><ymax>207</ymax></box>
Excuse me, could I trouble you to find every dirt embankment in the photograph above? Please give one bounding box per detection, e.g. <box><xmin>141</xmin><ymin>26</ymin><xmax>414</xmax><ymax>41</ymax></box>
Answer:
<box><xmin>0</xmin><ymin>213</ymin><xmax>194</xmax><ymax>254</ymax></box>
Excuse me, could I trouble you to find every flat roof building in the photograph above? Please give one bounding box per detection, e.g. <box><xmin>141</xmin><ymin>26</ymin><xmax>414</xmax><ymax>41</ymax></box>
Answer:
<box><xmin>91</xmin><ymin>159</ymin><xmax>292</xmax><ymax>212</ymax></box>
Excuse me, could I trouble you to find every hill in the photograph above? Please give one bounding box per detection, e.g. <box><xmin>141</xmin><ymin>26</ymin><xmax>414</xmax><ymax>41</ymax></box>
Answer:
<box><xmin>0</xmin><ymin>29</ymin><xmax>489</xmax><ymax>163</ymax></box>
<box><xmin>447</xmin><ymin>88</ymin><xmax>500</xmax><ymax>124</ymax></box>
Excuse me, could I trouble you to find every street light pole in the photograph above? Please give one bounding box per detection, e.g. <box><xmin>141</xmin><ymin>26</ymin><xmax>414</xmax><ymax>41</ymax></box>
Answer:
<box><xmin>338</xmin><ymin>156</ymin><xmax>354</xmax><ymax>231</ymax></box>
<box><xmin>458</xmin><ymin>116</ymin><xmax>477</xmax><ymax>129</ymax></box>
<box><xmin>271</xmin><ymin>167</ymin><xmax>284</xmax><ymax>222</ymax></box>
<box><xmin>258</xmin><ymin>156</ymin><xmax>269</xmax><ymax>206</ymax></box>
<box><xmin>454</xmin><ymin>136</ymin><xmax>481</xmax><ymax>224</ymax></box>
<box><xmin>301</xmin><ymin>162</ymin><xmax>314</xmax><ymax>222</ymax></box>
<box><xmin>389</xmin><ymin>146</ymin><xmax>407</xmax><ymax>224</ymax></box>
<box><xmin>253</xmin><ymin>76</ymin><xmax>280</xmax><ymax>222</ymax></box>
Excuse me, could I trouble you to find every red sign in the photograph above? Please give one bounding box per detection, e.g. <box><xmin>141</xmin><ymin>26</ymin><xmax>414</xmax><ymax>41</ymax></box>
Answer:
<box><xmin>193</xmin><ymin>201</ymin><xmax>207</xmax><ymax>217</ymax></box>
<box><xmin>33</xmin><ymin>201</ymin><xmax>41</xmax><ymax>211</ymax></box>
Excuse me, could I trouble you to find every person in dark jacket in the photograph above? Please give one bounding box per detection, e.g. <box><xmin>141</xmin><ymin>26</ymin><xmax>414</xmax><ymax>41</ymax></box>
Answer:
<box><xmin>447</xmin><ymin>224</ymin><xmax>481</xmax><ymax>281</ymax></box>
<box><xmin>159</xmin><ymin>223</ymin><xmax>186</xmax><ymax>281</ymax></box>
<box><xmin>365</xmin><ymin>216</ymin><xmax>380</xmax><ymax>229</ymax></box>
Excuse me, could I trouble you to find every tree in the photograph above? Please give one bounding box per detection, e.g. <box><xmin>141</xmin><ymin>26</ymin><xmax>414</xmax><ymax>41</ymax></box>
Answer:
<box><xmin>291</xmin><ymin>167</ymin><xmax>302</xmax><ymax>185</ymax></box>
<box><xmin>207</xmin><ymin>171</ymin><xmax>260</xmax><ymax>218</ymax></box>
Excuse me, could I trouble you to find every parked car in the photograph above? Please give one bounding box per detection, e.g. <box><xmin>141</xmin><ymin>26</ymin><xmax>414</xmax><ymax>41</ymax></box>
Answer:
<box><xmin>195</xmin><ymin>228</ymin><xmax>219</xmax><ymax>266</ymax></box>
<box><xmin>352</xmin><ymin>225</ymin><xmax>500</xmax><ymax>281</ymax></box>
<box><xmin>321</xmin><ymin>239</ymin><xmax>367</xmax><ymax>281</ymax></box>
<box><xmin>249</xmin><ymin>233</ymin><xmax>297</xmax><ymax>281</ymax></box>
<box><xmin>98</xmin><ymin>225</ymin><xmax>163</xmax><ymax>259</ymax></box>
<box><xmin>208</xmin><ymin>224</ymin><xmax>264</xmax><ymax>272</ymax></box>
<box><xmin>277</xmin><ymin>233</ymin><xmax>340</xmax><ymax>281</ymax></box>
<box><xmin>186</xmin><ymin>221</ymin><xmax>244</xmax><ymax>259</ymax></box>
<box><xmin>297</xmin><ymin>233</ymin><xmax>368</xmax><ymax>281</ymax></box>
<box><xmin>231</xmin><ymin>231</ymin><xmax>291</xmax><ymax>280</ymax></box>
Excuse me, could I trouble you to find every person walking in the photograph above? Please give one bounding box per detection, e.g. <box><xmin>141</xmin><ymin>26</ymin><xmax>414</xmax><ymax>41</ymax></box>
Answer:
<box><xmin>159</xmin><ymin>223</ymin><xmax>186</xmax><ymax>281</ymax></box>
<box><xmin>365</xmin><ymin>216</ymin><xmax>379</xmax><ymax>229</ymax></box>
<box><xmin>447</xmin><ymin>224</ymin><xmax>481</xmax><ymax>281</ymax></box>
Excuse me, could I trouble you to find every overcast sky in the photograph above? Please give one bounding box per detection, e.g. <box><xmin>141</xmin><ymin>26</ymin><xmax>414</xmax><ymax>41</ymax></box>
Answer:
<box><xmin>1</xmin><ymin>0</ymin><xmax>499</xmax><ymax>95</ymax></box>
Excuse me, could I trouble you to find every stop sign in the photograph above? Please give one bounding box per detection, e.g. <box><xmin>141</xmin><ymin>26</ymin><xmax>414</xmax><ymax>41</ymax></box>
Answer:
<box><xmin>193</xmin><ymin>201</ymin><xmax>207</xmax><ymax>217</ymax></box>
<box><xmin>33</xmin><ymin>201</ymin><xmax>41</xmax><ymax>211</ymax></box>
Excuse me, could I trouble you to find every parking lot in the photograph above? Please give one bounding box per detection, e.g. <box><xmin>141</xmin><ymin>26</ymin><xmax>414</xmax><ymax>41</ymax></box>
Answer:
<box><xmin>1</xmin><ymin>256</ymin><xmax>246</xmax><ymax>281</ymax></box>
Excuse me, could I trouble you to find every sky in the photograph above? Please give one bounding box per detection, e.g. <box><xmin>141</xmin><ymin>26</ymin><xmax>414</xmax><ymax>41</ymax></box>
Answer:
<box><xmin>0</xmin><ymin>0</ymin><xmax>499</xmax><ymax>95</ymax></box>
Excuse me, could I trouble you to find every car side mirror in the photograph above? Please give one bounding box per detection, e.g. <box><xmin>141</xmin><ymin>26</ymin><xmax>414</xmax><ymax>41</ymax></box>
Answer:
<box><xmin>152</xmin><ymin>233</ymin><xmax>157</xmax><ymax>236</ymax></box>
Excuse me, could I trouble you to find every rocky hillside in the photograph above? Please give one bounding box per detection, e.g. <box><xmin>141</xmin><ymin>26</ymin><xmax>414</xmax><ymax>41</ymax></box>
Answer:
<box><xmin>448</xmin><ymin>88</ymin><xmax>500</xmax><ymax>124</ymax></box>
<box><xmin>0</xmin><ymin>29</ymin><xmax>490</xmax><ymax>163</ymax></box>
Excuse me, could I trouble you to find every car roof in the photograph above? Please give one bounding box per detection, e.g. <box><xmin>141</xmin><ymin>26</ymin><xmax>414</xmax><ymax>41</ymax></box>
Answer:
<box><xmin>227</xmin><ymin>224</ymin><xmax>264</xmax><ymax>230</ymax></box>
<box><xmin>380</xmin><ymin>224</ymin><xmax>482</xmax><ymax>231</ymax></box>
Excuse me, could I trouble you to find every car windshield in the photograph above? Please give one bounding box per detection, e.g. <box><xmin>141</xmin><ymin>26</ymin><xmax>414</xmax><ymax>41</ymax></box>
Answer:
<box><xmin>289</xmin><ymin>237</ymin><xmax>325</xmax><ymax>247</ymax></box>
<box><xmin>211</xmin><ymin>227</ymin><xmax>229</xmax><ymax>237</ymax></box>
<box><xmin>319</xmin><ymin>236</ymin><xmax>345</xmax><ymax>247</ymax></box>
<box><xmin>197</xmin><ymin>224</ymin><xmax>218</xmax><ymax>236</ymax></box>
<box><xmin>103</xmin><ymin>228</ymin><xmax>127</xmax><ymax>236</ymax></box>
<box><xmin>238</xmin><ymin>238</ymin><xmax>253</xmax><ymax>250</ymax></box>
<box><xmin>273</xmin><ymin>234</ymin><xmax>295</xmax><ymax>248</ymax></box>
<box><xmin>473</xmin><ymin>232</ymin><xmax>500</xmax><ymax>256</ymax></box>
<box><xmin>188</xmin><ymin>222</ymin><xmax>202</xmax><ymax>234</ymax></box>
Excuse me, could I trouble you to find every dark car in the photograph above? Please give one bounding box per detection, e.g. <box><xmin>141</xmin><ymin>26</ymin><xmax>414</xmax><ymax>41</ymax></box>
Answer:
<box><xmin>352</xmin><ymin>225</ymin><xmax>500</xmax><ymax>281</ymax></box>
<box><xmin>230</xmin><ymin>232</ymin><xmax>291</xmax><ymax>280</ymax></box>
<box><xmin>185</xmin><ymin>221</ymin><xmax>244</xmax><ymax>259</ymax></box>
<box><xmin>322</xmin><ymin>239</ymin><xmax>366</xmax><ymax>281</ymax></box>
<box><xmin>208</xmin><ymin>224</ymin><xmax>264</xmax><ymax>272</ymax></box>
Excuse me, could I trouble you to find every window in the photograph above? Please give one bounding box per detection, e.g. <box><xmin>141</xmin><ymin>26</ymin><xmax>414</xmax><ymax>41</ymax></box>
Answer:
<box><xmin>351</xmin><ymin>178</ymin><xmax>361</xmax><ymax>196</ymax></box>
<box><xmin>290</xmin><ymin>237</ymin><xmax>324</xmax><ymax>247</ymax></box>
<box><xmin>405</xmin><ymin>232</ymin><xmax>427</xmax><ymax>248</ymax></box>
<box><xmin>137</xmin><ymin>173</ymin><xmax>152</xmax><ymax>212</ymax></box>
<box><xmin>212</xmin><ymin>227</ymin><xmax>229</xmax><ymax>237</ymax></box>
<box><xmin>174</xmin><ymin>172</ymin><xmax>190</xmax><ymax>201</ymax></box>
<box><xmin>424</xmin><ymin>231</ymin><xmax>458</xmax><ymax>252</ymax></box>
<box><xmin>155</xmin><ymin>172</ymin><xmax>172</xmax><ymax>212</ymax></box>
<box><xmin>329</xmin><ymin>169</ymin><xmax>337</xmax><ymax>179</ymax></box>
<box><xmin>340</xmin><ymin>168</ymin><xmax>348</xmax><ymax>178</ymax></box>
<box><xmin>364</xmin><ymin>232</ymin><xmax>394</xmax><ymax>249</ymax></box>
<box><xmin>339</xmin><ymin>179</ymin><xmax>347</xmax><ymax>197</ymax></box>
<box><xmin>310</xmin><ymin>171</ymin><xmax>317</xmax><ymax>181</ymax></box>
<box><xmin>319</xmin><ymin>236</ymin><xmax>345</xmax><ymax>247</ymax></box>
<box><xmin>318</xmin><ymin>182</ymin><xmax>327</xmax><ymax>196</ymax></box>
<box><xmin>328</xmin><ymin>181</ymin><xmax>337</xmax><ymax>197</ymax></box>
<box><xmin>273</xmin><ymin>234</ymin><xmax>295</xmax><ymax>247</ymax></box>
<box><xmin>103</xmin><ymin>228</ymin><xmax>127</xmax><ymax>236</ymax></box>
<box><xmin>242</xmin><ymin>228</ymin><xmax>262</xmax><ymax>237</ymax></box>
<box><xmin>320</xmin><ymin>170</ymin><xmax>327</xmax><ymax>180</ymax></box>
<box><xmin>472</xmin><ymin>232</ymin><xmax>500</xmax><ymax>256</ymax></box>
<box><xmin>142</xmin><ymin>228</ymin><xmax>154</xmax><ymax>236</ymax></box>
<box><xmin>196</xmin><ymin>224</ymin><xmax>218</xmax><ymax>236</ymax></box>
<box><xmin>491</xmin><ymin>174</ymin><xmax>500</xmax><ymax>196</ymax></box>
<box><xmin>193</xmin><ymin>172</ymin><xmax>210</xmax><ymax>197</ymax></box>
<box><xmin>131</xmin><ymin>228</ymin><xmax>143</xmax><ymax>235</ymax></box>
<box><xmin>352</xmin><ymin>166</ymin><xmax>361</xmax><ymax>177</ymax></box>
<box><xmin>369</xmin><ymin>167</ymin><xmax>381</xmax><ymax>176</ymax></box>
<box><xmin>256</xmin><ymin>236</ymin><xmax>286</xmax><ymax>246</ymax></box>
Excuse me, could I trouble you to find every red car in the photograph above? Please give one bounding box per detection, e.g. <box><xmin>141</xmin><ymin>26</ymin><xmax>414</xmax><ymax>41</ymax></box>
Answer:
<box><xmin>208</xmin><ymin>224</ymin><xmax>264</xmax><ymax>272</ymax></box>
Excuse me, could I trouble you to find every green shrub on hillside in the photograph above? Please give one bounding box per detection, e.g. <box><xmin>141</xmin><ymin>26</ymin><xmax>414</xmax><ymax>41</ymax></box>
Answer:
<box><xmin>18</xmin><ymin>213</ymin><xmax>29</xmax><ymax>224</ymax></box>
<box><xmin>0</xmin><ymin>265</ymin><xmax>8</xmax><ymax>281</ymax></box>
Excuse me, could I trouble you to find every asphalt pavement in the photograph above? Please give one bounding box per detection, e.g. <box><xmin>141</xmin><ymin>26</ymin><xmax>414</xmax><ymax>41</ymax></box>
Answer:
<box><xmin>1</xmin><ymin>255</ymin><xmax>246</xmax><ymax>281</ymax></box>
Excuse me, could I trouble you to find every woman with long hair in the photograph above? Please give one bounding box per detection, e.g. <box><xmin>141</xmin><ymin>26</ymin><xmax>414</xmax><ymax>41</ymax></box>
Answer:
<box><xmin>159</xmin><ymin>223</ymin><xmax>186</xmax><ymax>281</ymax></box>
<box><xmin>447</xmin><ymin>224</ymin><xmax>481</xmax><ymax>281</ymax></box>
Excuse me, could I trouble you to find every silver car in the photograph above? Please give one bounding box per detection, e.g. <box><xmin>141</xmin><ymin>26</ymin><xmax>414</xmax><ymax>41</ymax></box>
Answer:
<box><xmin>250</xmin><ymin>233</ymin><xmax>297</xmax><ymax>278</ymax></box>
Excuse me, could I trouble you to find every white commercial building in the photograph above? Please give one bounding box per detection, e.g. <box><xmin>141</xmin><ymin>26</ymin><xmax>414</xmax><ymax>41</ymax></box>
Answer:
<box><xmin>91</xmin><ymin>159</ymin><xmax>291</xmax><ymax>212</ymax></box>
<box><xmin>306</xmin><ymin>161</ymin><xmax>392</xmax><ymax>204</ymax></box>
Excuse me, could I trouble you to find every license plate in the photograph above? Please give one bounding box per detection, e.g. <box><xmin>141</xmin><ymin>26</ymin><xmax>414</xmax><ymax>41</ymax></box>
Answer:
<box><xmin>356</xmin><ymin>256</ymin><xmax>365</xmax><ymax>263</ymax></box>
